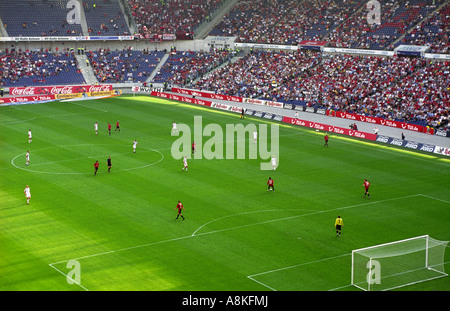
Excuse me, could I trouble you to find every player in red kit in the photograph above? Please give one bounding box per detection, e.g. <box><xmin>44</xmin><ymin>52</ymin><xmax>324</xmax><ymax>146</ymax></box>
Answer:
<box><xmin>324</xmin><ymin>133</ymin><xmax>329</xmax><ymax>147</ymax></box>
<box><xmin>108</xmin><ymin>123</ymin><xmax>112</xmax><ymax>136</ymax></box>
<box><xmin>267</xmin><ymin>177</ymin><xmax>274</xmax><ymax>192</ymax></box>
<box><xmin>94</xmin><ymin>160</ymin><xmax>99</xmax><ymax>175</ymax></box>
<box><xmin>115</xmin><ymin>120</ymin><xmax>121</xmax><ymax>133</ymax></box>
<box><xmin>192</xmin><ymin>141</ymin><xmax>196</xmax><ymax>155</ymax></box>
<box><xmin>175</xmin><ymin>201</ymin><xmax>185</xmax><ymax>220</ymax></box>
<box><xmin>363</xmin><ymin>179</ymin><xmax>370</xmax><ymax>199</ymax></box>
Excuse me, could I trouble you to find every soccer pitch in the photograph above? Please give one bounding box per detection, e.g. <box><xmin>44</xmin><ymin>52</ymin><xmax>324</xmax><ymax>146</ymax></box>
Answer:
<box><xmin>0</xmin><ymin>94</ymin><xmax>449</xmax><ymax>291</ymax></box>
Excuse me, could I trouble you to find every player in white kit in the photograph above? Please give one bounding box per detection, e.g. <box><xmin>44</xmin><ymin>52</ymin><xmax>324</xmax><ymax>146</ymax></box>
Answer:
<box><xmin>253</xmin><ymin>130</ymin><xmax>258</xmax><ymax>143</ymax></box>
<box><xmin>182</xmin><ymin>156</ymin><xmax>188</xmax><ymax>172</ymax></box>
<box><xmin>271</xmin><ymin>155</ymin><xmax>277</xmax><ymax>171</ymax></box>
<box><xmin>28</xmin><ymin>129</ymin><xmax>32</xmax><ymax>143</ymax></box>
<box><xmin>133</xmin><ymin>139</ymin><xmax>138</xmax><ymax>153</ymax></box>
<box><xmin>24</xmin><ymin>185</ymin><xmax>31</xmax><ymax>205</ymax></box>
<box><xmin>94</xmin><ymin>122</ymin><xmax>98</xmax><ymax>135</ymax></box>
<box><xmin>172</xmin><ymin>122</ymin><xmax>178</xmax><ymax>135</ymax></box>
<box><xmin>25</xmin><ymin>151</ymin><xmax>30</xmax><ymax>166</ymax></box>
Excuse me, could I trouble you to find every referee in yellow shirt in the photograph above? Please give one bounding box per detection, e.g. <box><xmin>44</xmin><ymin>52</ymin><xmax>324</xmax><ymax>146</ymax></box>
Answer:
<box><xmin>335</xmin><ymin>216</ymin><xmax>343</xmax><ymax>237</ymax></box>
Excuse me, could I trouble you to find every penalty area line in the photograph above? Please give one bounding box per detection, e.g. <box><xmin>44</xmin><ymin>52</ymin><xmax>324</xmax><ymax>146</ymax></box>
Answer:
<box><xmin>48</xmin><ymin>263</ymin><xmax>89</xmax><ymax>291</ymax></box>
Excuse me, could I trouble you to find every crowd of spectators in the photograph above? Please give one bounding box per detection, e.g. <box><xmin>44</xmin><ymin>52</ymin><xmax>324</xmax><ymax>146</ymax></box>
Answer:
<box><xmin>306</xmin><ymin>54</ymin><xmax>449</xmax><ymax>129</ymax></box>
<box><xmin>362</xmin><ymin>59</ymin><xmax>449</xmax><ymax>129</ymax></box>
<box><xmin>0</xmin><ymin>48</ymin><xmax>85</xmax><ymax>87</ymax></box>
<box><xmin>207</xmin><ymin>0</ymin><xmax>448</xmax><ymax>52</ymax></box>
<box><xmin>127</xmin><ymin>0</ymin><xmax>224</xmax><ymax>40</ymax></box>
<box><xmin>124</xmin><ymin>0</ymin><xmax>448</xmax><ymax>54</ymax></box>
<box><xmin>209</xmin><ymin>0</ymin><xmax>363</xmax><ymax>45</ymax></box>
<box><xmin>191</xmin><ymin>49</ymin><xmax>322</xmax><ymax>98</ymax></box>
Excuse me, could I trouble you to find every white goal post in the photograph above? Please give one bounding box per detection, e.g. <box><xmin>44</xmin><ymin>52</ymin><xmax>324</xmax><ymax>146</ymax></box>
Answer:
<box><xmin>351</xmin><ymin>235</ymin><xmax>449</xmax><ymax>291</ymax></box>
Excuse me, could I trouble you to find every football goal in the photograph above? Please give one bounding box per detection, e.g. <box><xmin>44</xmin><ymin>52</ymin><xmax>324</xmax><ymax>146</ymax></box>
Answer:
<box><xmin>351</xmin><ymin>235</ymin><xmax>449</xmax><ymax>291</ymax></box>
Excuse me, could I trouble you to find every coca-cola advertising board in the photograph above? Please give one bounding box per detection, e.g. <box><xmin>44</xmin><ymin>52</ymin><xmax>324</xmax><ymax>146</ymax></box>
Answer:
<box><xmin>9</xmin><ymin>85</ymin><xmax>113</xmax><ymax>96</ymax></box>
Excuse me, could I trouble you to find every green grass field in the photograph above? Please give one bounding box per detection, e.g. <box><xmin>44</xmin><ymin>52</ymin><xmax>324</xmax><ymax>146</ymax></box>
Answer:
<box><xmin>1</xmin><ymin>94</ymin><xmax>449</xmax><ymax>291</ymax></box>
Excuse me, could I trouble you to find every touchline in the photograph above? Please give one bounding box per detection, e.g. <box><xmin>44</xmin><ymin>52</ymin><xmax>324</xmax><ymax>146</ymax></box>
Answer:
<box><xmin>171</xmin><ymin>116</ymin><xmax>279</xmax><ymax>170</ymax></box>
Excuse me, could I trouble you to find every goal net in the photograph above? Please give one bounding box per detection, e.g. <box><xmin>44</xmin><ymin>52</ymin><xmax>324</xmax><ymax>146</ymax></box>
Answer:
<box><xmin>351</xmin><ymin>235</ymin><xmax>448</xmax><ymax>291</ymax></box>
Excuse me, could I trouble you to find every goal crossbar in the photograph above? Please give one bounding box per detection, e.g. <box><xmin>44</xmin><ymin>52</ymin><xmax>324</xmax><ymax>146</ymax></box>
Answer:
<box><xmin>352</xmin><ymin>234</ymin><xmax>430</xmax><ymax>253</ymax></box>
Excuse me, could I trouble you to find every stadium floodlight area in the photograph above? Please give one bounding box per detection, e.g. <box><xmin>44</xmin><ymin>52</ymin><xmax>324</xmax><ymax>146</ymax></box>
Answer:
<box><xmin>351</xmin><ymin>235</ymin><xmax>448</xmax><ymax>291</ymax></box>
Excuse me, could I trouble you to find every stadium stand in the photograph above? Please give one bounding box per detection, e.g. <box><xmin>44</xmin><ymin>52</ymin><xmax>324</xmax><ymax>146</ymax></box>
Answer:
<box><xmin>327</xmin><ymin>0</ymin><xmax>446</xmax><ymax>50</ymax></box>
<box><xmin>83</xmin><ymin>0</ymin><xmax>131</xmax><ymax>36</ymax></box>
<box><xmin>208</xmin><ymin>0</ymin><xmax>364</xmax><ymax>45</ymax></box>
<box><xmin>0</xmin><ymin>48</ymin><xmax>86</xmax><ymax>87</ymax></box>
<box><xmin>0</xmin><ymin>0</ymin><xmax>83</xmax><ymax>37</ymax></box>
<box><xmin>190</xmin><ymin>49</ymin><xmax>322</xmax><ymax>98</ymax></box>
<box><xmin>127</xmin><ymin>0</ymin><xmax>225</xmax><ymax>40</ymax></box>
<box><xmin>152</xmin><ymin>48</ymin><xmax>236</xmax><ymax>85</ymax></box>
<box><xmin>395</xmin><ymin>3</ymin><xmax>450</xmax><ymax>54</ymax></box>
<box><xmin>86</xmin><ymin>48</ymin><xmax>165</xmax><ymax>83</ymax></box>
<box><xmin>207</xmin><ymin>0</ymin><xmax>448</xmax><ymax>51</ymax></box>
<box><xmin>0</xmin><ymin>0</ymin><xmax>448</xmax><ymax>131</ymax></box>
<box><xmin>1</xmin><ymin>0</ymin><xmax>446</xmax><ymax>51</ymax></box>
<box><xmin>190</xmin><ymin>50</ymin><xmax>449</xmax><ymax>130</ymax></box>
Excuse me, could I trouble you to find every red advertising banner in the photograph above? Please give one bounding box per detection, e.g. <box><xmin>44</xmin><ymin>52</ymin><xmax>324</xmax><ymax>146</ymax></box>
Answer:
<box><xmin>171</xmin><ymin>88</ymin><xmax>242</xmax><ymax>103</ymax></box>
<box><xmin>9</xmin><ymin>85</ymin><xmax>113</xmax><ymax>96</ymax></box>
<box><xmin>330</xmin><ymin>111</ymin><xmax>434</xmax><ymax>135</ymax></box>
<box><xmin>282</xmin><ymin>116</ymin><xmax>378</xmax><ymax>141</ymax></box>
<box><xmin>150</xmin><ymin>91</ymin><xmax>212</xmax><ymax>107</ymax></box>
<box><xmin>0</xmin><ymin>94</ymin><xmax>56</xmax><ymax>104</ymax></box>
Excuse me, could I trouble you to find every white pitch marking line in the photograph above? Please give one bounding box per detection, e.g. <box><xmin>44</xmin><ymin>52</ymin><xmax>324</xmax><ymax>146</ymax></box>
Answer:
<box><xmin>191</xmin><ymin>209</ymin><xmax>320</xmax><ymax>236</ymax></box>
<box><xmin>10</xmin><ymin>144</ymin><xmax>165</xmax><ymax>174</ymax></box>
<box><xmin>246</xmin><ymin>276</ymin><xmax>277</xmax><ymax>291</ymax></box>
<box><xmin>418</xmin><ymin>194</ymin><xmax>450</xmax><ymax>204</ymax></box>
<box><xmin>247</xmin><ymin>253</ymin><xmax>352</xmax><ymax>291</ymax></box>
<box><xmin>28</xmin><ymin>149</ymin><xmax>156</xmax><ymax>167</ymax></box>
<box><xmin>48</xmin><ymin>264</ymin><xmax>90</xmax><ymax>291</ymax></box>
<box><xmin>248</xmin><ymin>253</ymin><xmax>351</xmax><ymax>279</ymax></box>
